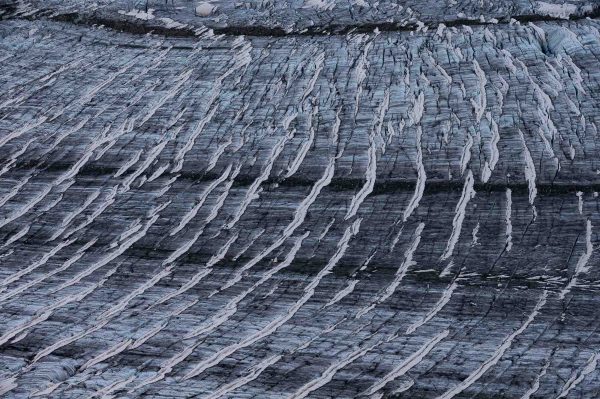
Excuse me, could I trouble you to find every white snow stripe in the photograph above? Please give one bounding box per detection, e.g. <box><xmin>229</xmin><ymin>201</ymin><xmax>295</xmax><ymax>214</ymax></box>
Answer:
<box><xmin>362</xmin><ymin>330</ymin><xmax>449</xmax><ymax>396</ymax></box>
<box><xmin>356</xmin><ymin>223</ymin><xmax>424</xmax><ymax>318</ymax></box>
<box><xmin>406</xmin><ymin>282</ymin><xmax>457</xmax><ymax>334</ymax></box>
<box><xmin>205</xmin><ymin>355</ymin><xmax>282</xmax><ymax>399</ymax></box>
<box><xmin>559</xmin><ymin>220</ymin><xmax>593</xmax><ymax>299</ymax></box>
<box><xmin>441</xmin><ymin>170</ymin><xmax>475</xmax><ymax>260</ymax></box>
<box><xmin>325</xmin><ymin>279</ymin><xmax>359</xmax><ymax>308</ymax></box>
<box><xmin>182</xmin><ymin>219</ymin><xmax>361</xmax><ymax>381</ymax></box>
<box><xmin>518</xmin><ymin>129</ymin><xmax>537</xmax><ymax>205</ymax></box>
<box><xmin>220</xmin><ymin>145</ymin><xmax>337</xmax><ymax>291</ymax></box>
<box><xmin>436</xmin><ymin>290</ymin><xmax>548</xmax><ymax>399</ymax></box>
<box><xmin>506</xmin><ymin>188</ymin><xmax>513</xmax><ymax>252</ymax></box>
<box><xmin>403</xmin><ymin>126</ymin><xmax>426</xmax><ymax>222</ymax></box>
<box><xmin>290</xmin><ymin>340</ymin><xmax>382</xmax><ymax>399</ymax></box>
<box><xmin>556</xmin><ymin>352</ymin><xmax>600</xmax><ymax>399</ymax></box>
<box><xmin>520</xmin><ymin>355</ymin><xmax>551</xmax><ymax>399</ymax></box>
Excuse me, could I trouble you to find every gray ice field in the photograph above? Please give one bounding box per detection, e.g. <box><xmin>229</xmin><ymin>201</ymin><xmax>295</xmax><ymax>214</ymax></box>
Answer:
<box><xmin>0</xmin><ymin>1</ymin><xmax>600</xmax><ymax>397</ymax></box>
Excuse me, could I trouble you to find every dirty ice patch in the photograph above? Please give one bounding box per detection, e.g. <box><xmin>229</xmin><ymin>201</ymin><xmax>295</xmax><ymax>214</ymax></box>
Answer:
<box><xmin>304</xmin><ymin>0</ymin><xmax>336</xmax><ymax>11</ymax></box>
<box><xmin>535</xmin><ymin>2</ymin><xmax>577</xmax><ymax>19</ymax></box>
<box><xmin>118</xmin><ymin>8</ymin><xmax>156</xmax><ymax>20</ymax></box>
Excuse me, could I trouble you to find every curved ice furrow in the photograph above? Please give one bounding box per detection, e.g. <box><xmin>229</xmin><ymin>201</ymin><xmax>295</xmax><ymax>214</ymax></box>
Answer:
<box><xmin>0</xmin><ymin>239</ymin><xmax>95</xmax><ymax>304</ymax></box>
<box><xmin>0</xmin><ymin>225</ymin><xmax>30</xmax><ymax>250</ymax></box>
<box><xmin>300</xmin><ymin>51</ymin><xmax>325</xmax><ymax>104</ymax></box>
<box><xmin>31</xmin><ymin>382</ymin><xmax>61</xmax><ymax>397</ymax></box>
<box><xmin>403</xmin><ymin>126</ymin><xmax>426</xmax><ymax>222</ymax></box>
<box><xmin>147</xmin><ymin>163</ymin><xmax>172</xmax><ymax>184</ymax></box>
<box><xmin>129</xmin><ymin>320</ymin><xmax>171</xmax><ymax>350</ymax></box>
<box><xmin>1</xmin><ymin>16</ymin><xmax>600</xmax><ymax>398</ymax></box>
<box><xmin>93</xmin><ymin>375</ymin><xmax>136</xmax><ymax>398</ymax></box>
<box><xmin>406</xmin><ymin>282</ymin><xmax>458</xmax><ymax>334</ymax></box>
<box><xmin>0</xmin><ymin>177</ymin><xmax>31</xmax><ymax>208</ymax></box>
<box><xmin>0</xmin><ymin>238</ymin><xmax>75</xmax><ymax>289</ymax></box>
<box><xmin>520</xmin><ymin>356</ymin><xmax>551</xmax><ymax>399</ymax></box>
<box><xmin>495</xmin><ymin>75</ymin><xmax>509</xmax><ymax>111</ymax></box>
<box><xmin>284</xmin><ymin>114</ymin><xmax>314</xmax><ymax>178</ymax></box>
<box><xmin>345</xmin><ymin>132</ymin><xmax>376</xmax><ymax>220</ymax></box>
<box><xmin>518</xmin><ymin>129</ymin><xmax>538</xmax><ymax>205</ymax></box>
<box><xmin>533</xmin><ymin>82</ymin><xmax>557</xmax><ymax>145</ymax></box>
<box><xmin>220</xmin><ymin>153</ymin><xmax>335</xmax><ymax>291</ymax></box>
<box><xmin>556</xmin><ymin>352</ymin><xmax>600</xmax><ymax>399</ymax></box>
<box><xmin>577</xmin><ymin>191</ymin><xmax>583</xmax><ymax>215</ymax></box>
<box><xmin>61</xmin><ymin>185</ymin><xmax>119</xmax><ymax>239</ymax></box>
<box><xmin>441</xmin><ymin>170</ymin><xmax>475</xmax><ymax>261</ymax></box>
<box><xmin>481</xmin><ymin>116</ymin><xmax>499</xmax><ymax>183</ymax></box>
<box><xmin>0</xmin><ymin>377</ymin><xmax>17</xmax><ymax>396</ymax></box>
<box><xmin>54</xmin><ymin>152</ymin><xmax>94</xmax><ymax>188</ymax></box>
<box><xmin>207</xmin><ymin>233</ymin><xmax>239</xmax><ymax>268</ymax></box>
<box><xmin>290</xmin><ymin>340</ymin><xmax>383</xmax><ymax>399</ymax></box>
<box><xmin>0</xmin><ymin>270</ymin><xmax>114</xmax><ymax>347</ymax></box>
<box><xmin>459</xmin><ymin>131</ymin><xmax>474</xmax><ymax>175</ymax></box>
<box><xmin>80</xmin><ymin>339</ymin><xmax>133</xmax><ymax>371</ymax></box>
<box><xmin>137</xmin><ymin>69</ymin><xmax>193</xmax><ymax>127</ymax></box>
<box><xmin>225</xmin><ymin>132</ymin><xmax>291</xmax><ymax>230</ymax></box>
<box><xmin>362</xmin><ymin>330</ymin><xmax>450</xmax><ymax>396</ymax></box>
<box><xmin>185</xmin><ymin>232</ymin><xmax>307</xmax><ymax>340</ymax></box>
<box><xmin>559</xmin><ymin>220</ymin><xmax>593</xmax><ymax>299</ymax></box>
<box><xmin>170</xmin><ymin>41</ymin><xmax>253</xmax><ymax>174</ymax></box>
<box><xmin>0</xmin><ymin>130</ymin><xmax>111</xmax><ymax>233</ymax></box>
<box><xmin>325</xmin><ymin>279</ymin><xmax>358</xmax><ymax>308</ymax></box>
<box><xmin>0</xmin><ymin>183</ymin><xmax>53</xmax><ymax>229</ymax></box>
<box><xmin>113</xmin><ymin>150</ymin><xmax>143</xmax><ymax>178</ymax></box>
<box><xmin>119</xmin><ymin>139</ymin><xmax>170</xmax><ymax>194</ymax></box>
<box><xmin>0</xmin><ymin>138</ymin><xmax>35</xmax><ymax>178</ymax></box>
<box><xmin>206</xmin><ymin>136</ymin><xmax>233</xmax><ymax>172</ymax></box>
<box><xmin>164</xmin><ymin>229</ymin><xmax>203</xmax><ymax>266</ymax></box>
<box><xmin>206</xmin><ymin>105</ymin><xmax>250</xmax><ymax>173</ymax></box>
<box><xmin>232</xmin><ymin>228</ymin><xmax>265</xmax><ymax>261</ymax></box>
<box><xmin>116</xmin><ymin>218</ymin><xmax>143</xmax><ymax>243</ymax></box>
<box><xmin>204</xmin><ymin>354</ymin><xmax>282</xmax><ymax>399</ymax></box>
<box><xmin>41</xmin><ymin>115</ymin><xmax>92</xmax><ymax>157</ymax></box>
<box><xmin>152</xmin><ymin>233</ymin><xmax>239</xmax><ymax>307</ymax></box>
<box><xmin>436</xmin><ymin>290</ymin><xmax>548</xmax><ymax>399</ymax></box>
<box><xmin>284</xmin><ymin>106</ymin><xmax>342</xmax><ymax>178</ymax></box>
<box><xmin>151</xmin><ymin>176</ymin><xmax>177</xmax><ymax>202</ymax></box>
<box><xmin>52</xmin><ymin>209</ymin><xmax>161</xmax><ymax>293</ymax></box>
<box><xmin>202</xmin><ymin>167</ymin><xmax>240</xmax><ymax>230</ymax></box>
<box><xmin>0</xmin><ymin>115</ymin><xmax>48</xmax><ymax>150</ymax></box>
<box><xmin>171</xmin><ymin>105</ymin><xmax>219</xmax><ymax>174</ymax></box>
<box><xmin>471</xmin><ymin>60</ymin><xmax>487</xmax><ymax>123</ymax></box>
<box><xmin>217</xmin><ymin>39</ymin><xmax>253</xmax><ymax>86</ymax></box>
<box><xmin>155</xmin><ymin>269</ymin><xmax>213</xmax><ymax>308</ymax></box>
<box><xmin>69</xmin><ymin>58</ymin><xmax>137</xmax><ymax>110</ymax></box>
<box><xmin>129</xmin><ymin>341</ymin><xmax>198</xmax><ymax>392</ymax></box>
<box><xmin>345</xmin><ymin>89</ymin><xmax>389</xmax><ymax>220</ymax></box>
<box><xmin>28</xmin><ymin>320</ymin><xmax>110</xmax><ymax>367</ymax></box>
<box><xmin>183</xmin><ymin>291</ymin><xmax>251</xmax><ymax>340</ymax></box>
<box><xmin>356</xmin><ymin>223</ymin><xmax>424</xmax><ymax>318</ymax></box>
<box><xmin>389</xmin><ymin>226</ymin><xmax>404</xmax><ymax>253</ymax></box>
<box><xmin>409</xmin><ymin>91</ymin><xmax>425</xmax><ymax>126</ymax></box>
<box><xmin>513</xmin><ymin>59</ymin><xmax>558</xmax><ymax>163</ymax></box>
<box><xmin>93</xmin><ymin>117</ymin><xmax>136</xmax><ymax>161</ymax></box>
<box><xmin>505</xmin><ymin>188</ymin><xmax>513</xmax><ymax>252</ymax></box>
<box><xmin>98</xmin><ymin>266</ymin><xmax>173</xmax><ymax>320</ymax></box>
<box><xmin>47</xmin><ymin>190</ymin><xmax>101</xmax><ymax>242</ymax></box>
<box><xmin>353</xmin><ymin>37</ymin><xmax>374</xmax><ymax>118</ymax></box>
<box><xmin>181</xmin><ymin>219</ymin><xmax>361</xmax><ymax>381</ymax></box>
<box><xmin>0</xmin><ymin>63</ymin><xmax>68</xmax><ymax>111</ymax></box>
<box><xmin>563</xmin><ymin>55</ymin><xmax>586</xmax><ymax>96</ymax></box>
